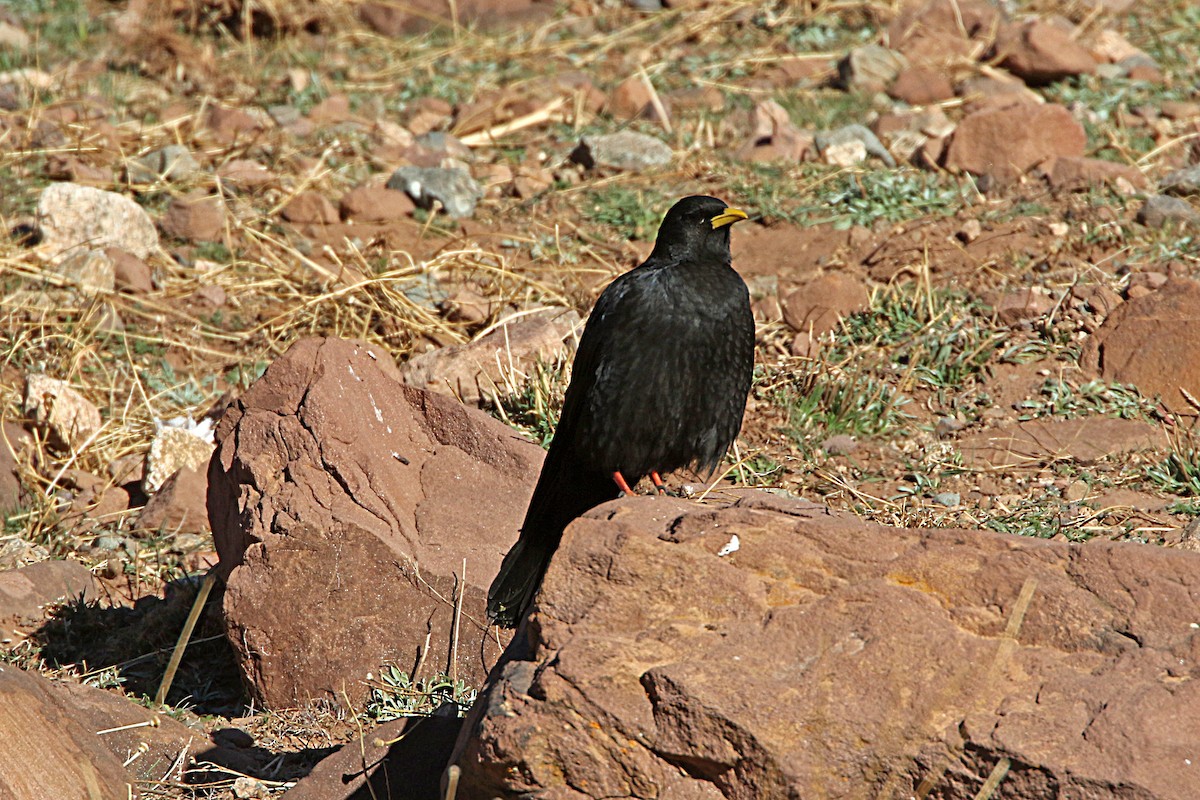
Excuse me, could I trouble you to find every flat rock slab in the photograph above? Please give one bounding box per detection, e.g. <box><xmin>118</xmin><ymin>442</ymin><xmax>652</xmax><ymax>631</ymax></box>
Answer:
<box><xmin>209</xmin><ymin>337</ymin><xmax>544</xmax><ymax>708</ymax></box>
<box><xmin>453</xmin><ymin>492</ymin><xmax>1200</xmax><ymax>799</ymax></box>
<box><xmin>0</xmin><ymin>666</ymin><xmax>133</xmax><ymax>800</ymax></box>
<box><xmin>957</xmin><ymin>417</ymin><xmax>1165</xmax><ymax>470</ymax></box>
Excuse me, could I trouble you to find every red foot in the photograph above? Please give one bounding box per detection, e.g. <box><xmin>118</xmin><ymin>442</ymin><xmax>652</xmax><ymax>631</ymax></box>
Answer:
<box><xmin>650</xmin><ymin>471</ymin><xmax>667</xmax><ymax>495</ymax></box>
<box><xmin>612</xmin><ymin>471</ymin><xmax>635</xmax><ymax>496</ymax></box>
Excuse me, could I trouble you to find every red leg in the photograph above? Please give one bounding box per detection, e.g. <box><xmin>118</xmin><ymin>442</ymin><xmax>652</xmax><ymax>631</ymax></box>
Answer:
<box><xmin>612</xmin><ymin>471</ymin><xmax>635</xmax><ymax>496</ymax></box>
<box><xmin>650</xmin><ymin>471</ymin><xmax>667</xmax><ymax>495</ymax></box>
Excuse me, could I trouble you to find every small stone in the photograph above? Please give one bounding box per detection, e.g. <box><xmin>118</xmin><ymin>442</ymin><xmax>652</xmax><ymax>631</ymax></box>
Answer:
<box><xmin>1064</xmin><ymin>480</ymin><xmax>1089</xmax><ymax>502</ymax></box>
<box><xmin>281</xmin><ymin>191</ymin><xmax>339</xmax><ymax>225</ymax></box>
<box><xmin>1044</xmin><ymin>156</ymin><xmax>1147</xmax><ymax>193</ymax></box>
<box><xmin>161</xmin><ymin>195</ymin><xmax>225</xmax><ymax>242</ymax></box>
<box><xmin>838</xmin><ymin>44</ymin><xmax>907</xmax><ymax>93</ymax></box>
<box><xmin>888</xmin><ymin>66</ymin><xmax>954</xmax><ymax>106</ymax></box>
<box><xmin>0</xmin><ymin>21</ymin><xmax>31</xmax><ymax>50</ymax></box>
<box><xmin>216</xmin><ymin>159</ymin><xmax>275</xmax><ymax>188</ymax></box>
<box><xmin>1048</xmin><ymin>221</ymin><xmax>1070</xmax><ymax>237</ymax></box>
<box><xmin>737</xmin><ymin>99</ymin><xmax>812</xmax><ymax>163</ymax></box>
<box><xmin>1160</xmin><ymin>101</ymin><xmax>1200</xmax><ymax>121</ymax></box>
<box><xmin>206</xmin><ymin>105</ymin><xmax>266</xmax><ymax>142</ymax></box>
<box><xmin>1136</xmin><ymin>195</ymin><xmax>1200</xmax><ymax>230</ymax></box>
<box><xmin>339</xmin><ymin>185</ymin><xmax>416</xmax><ymax>222</ymax></box>
<box><xmin>1160</xmin><ymin>166</ymin><xmax>1200</xmax><ymax>196</ymax></box>
<box><xmin>144</xmin><ymin>419</ymin><xmax>215</xmax><ymax>494</ymax></box>
<box><xmin>1091</xmin><ymin>29</ymin><xmax>1144</xmax><ymax>64</ymax></box>
<box><xmin>93</xmin><ymin>535</ymin><xmax>122</xmax><ymax>552</ymax></box>
<box><xmin>993</xmin><ymin>288</ymin><xmax>1055</xmax><ymax>325</ymax></box>
<box><xmin>37</xmin><ymin>182</ymin><xmax>158</xmax><ymax>260</ymax></box>
<box><xmin>416</xmin><ymin>131</ymin><xmax>473</xmax><ymax>162</ymax></box>
<box><xmin>569</xmin><ymin>130</ymin><xmax>673</xmax><ymax>172</ymax></box>
<box><xmin>782</xmin><ymin>274</ymin><xmax>871</xmax><ymax>335</ymax></box>
<box><xmin>822</xmin><ymin>139</ymin><xmax>866</xmax><ymax>167</ymax></box>
<box><xmin>816</xmin><ymin>124</ymin><xmax>895</xmax><ymax>167</ymax></box>
<box><xmin>231</xmin><ymin>776</ymin><xmax>268</xmax><ymax>799</ymax></box>
<box><xmin>105</xmin><ymin>247</ymin><xmax>153</xmax><ymax>294</ymax></box>
<box><xmin>935</xmin><ymin>417</ymin><xmax>965</xmax><ymax>438</ymax></box>
<box><xmin>957</xmin><ymin>219</ymin><xmax>983</xmax><ymax>243</ymax></box>
<box><xmin>995</xmin><ymin>18</ymin><xmax>1097</xmax><ymax>85</ymax></box>
<box><xmin>138</xmin><ymin>465</ymin><xmax>210</xmax><ymax>535</ymax></box>
<box><xmin>610</xmin><ymin>75</ymin><xmax>653</xmax><ymax>119</ymax></box>
<box><xmin>821</xmin><ymin>435</ymin><xmax>858</xmax><ymax>456</ymax></box>
<box><xmin>23</xmin><ymin>374</ymin><xmax>102</xmax><ymax>451</ymax></box>
<box><xmin>932</xmin><ymin>491</ymin><xmax>961</xmax><ymax>507</ymax></box>
<box><xmin>0</xmin><ymin>538</ymin><xmax>48</xmax><ymax>569</ymax></box>
<box><xmin>51</xmin><ymin>248</ymin><xmax>115</xmax><ymax>295</ymax></box>
<box><xmin>944</xmin><ymin>103</ymin><xmax>1086</xmax><ymax>184</ymax></box>
<box><xmin>128</xmin><ymin>144</ymin><xmax>201</xmax><ymax>184</ymax></box>
<box><xmin>386</xmin><ymin>166</ymin><xmax>482</xmax><ymax>219</ymax></box>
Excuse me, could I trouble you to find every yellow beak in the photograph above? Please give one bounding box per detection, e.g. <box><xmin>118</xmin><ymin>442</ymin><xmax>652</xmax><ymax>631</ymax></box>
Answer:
<box><xmin>710</xmin><ymin>207</ymin><xmax>749</xmax><ymax>229</ymax></box>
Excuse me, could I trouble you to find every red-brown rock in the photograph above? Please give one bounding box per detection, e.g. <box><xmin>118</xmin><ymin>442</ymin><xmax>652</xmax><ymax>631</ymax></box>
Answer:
<box><xmin>887</xmin><ymin>65</ymin><xmax>955</xmax><ymax>105</ymax></box>
<box><xmin>958</xmin><ymin>417</ymin><xmax>1165</xmax><ymax>470</ymax></box>
<box><xmin>609</xmin><ymin>75</ymin><xmax>653</xmax><ymax>120</ymax></box>
<box><xmin>105</xmin><ymin>246</ymin><xmax>153</xmax><ymax>293</ymax></box>
<box><xmin>995</xmin><ymin>18</ymin><xmax>1097</xmax><ymax>85</ymax></box>
<box><xmin>736</xmin><ymin>99</ymin><xmax>812</xmax><ymax>163</ymax></box>
<box><xmin>781</xmin><ymin>273</ymin><xmax>870</xmax><ymax>334</ymax></box>
<box><xmin>1081</xmin><ymin>277</ymin><xmax>1200</xmax><ymax>413</ymax></box>
<box><xmin>944</xmin><ymin>103</ymin><xmax>1086</xmax><ymax>184</ymax></box>
<box><xmin>1043</xmin><ymin>156</ymin><xmax>1147</xmax><ymax>192</ymax></box>
<box><xmin>339</xmin><ymin>185</ymin><xmax>416</xmax><ymax>222</ymax></box>
<box><xmin>0</xmin><ymin>667</ymin><xmax>133</xmax><ymax>800</ymax></box>
<box><xmin>160</xmin><ymin>195</ymin><xmax>225</xmax><ymax>242</ymax></box>
<box><xmin>0</xmin><ymin>559</ymin><xmax>97</xmax><ymax>643</ymax></box>
<box><xmin>887</xmin><ymin>0</ymin><xmax>1001</xmax><ymax>65</ymax></box>
<box><xmin>0</xmin><ymin>422</ymin><xmax>30</xmax><ymax>515</ymax></box>
<box><xmin>138</xmin><ymin>465</ymin><xmax>210</xmax><ymax>535</ymax></box>
<box><xmin>206</xmin><ymin>105</ymin><xmax>266</xmax><ymax>143</ymax></box>
<box><xmin>208</xmin><ymin>337</ymin><xmax>544</xmax><ymax>708</ymax></box>
<box><xmin>990</xmin><ymin>287</ymin><xmax>1055</xmax><ymax>325</ymax></box>
<box><xmin>281</xmin><ymin>191</ymin><xmax>338</xmax><ymax>225</ymax></box>
<box><xmin>452</xmin><ymin>493</ymin><xmax>1200</xmax><ymax>799</ymax></box>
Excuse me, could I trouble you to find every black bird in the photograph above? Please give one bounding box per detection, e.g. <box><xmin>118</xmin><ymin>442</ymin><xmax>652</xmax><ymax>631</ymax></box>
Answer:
<box><xmin>487</xmin><ymin>195</ymin><xmax>755</xmax><ymax>628</ymax></box>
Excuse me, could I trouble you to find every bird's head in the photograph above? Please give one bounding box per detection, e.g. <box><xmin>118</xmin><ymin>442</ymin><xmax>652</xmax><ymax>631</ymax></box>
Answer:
<box><xmin>649</xmin><ymin>195</ymin><xmax>748</xmax><ymax>265</ymax></box>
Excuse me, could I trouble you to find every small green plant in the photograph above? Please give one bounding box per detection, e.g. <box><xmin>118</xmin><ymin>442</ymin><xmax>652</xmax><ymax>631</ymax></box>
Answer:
<box><xmin>491</xmin><ymin>356</ymin><xmax>569</xmax><ymax>448</ymax></box>
<box><xmin>802</xmin><ymin>171</ymin><xmax>965</xmax><ymax>230</ymax></box>
<box><xmin>1015</xmin><ymin>379</ymin><xmax>1155</xmax><ymax>421</ymax></box>
<box><xmin>586</xmin><ymin>186</ymin><xmax>671</xmax><ymax>241</ymax></box>
<box><xmin>1145</xmin><ymin>449</ymin><xmax>1200</xmax><ymax>496</ymax></box>
<box><xmin>226</xmin><ymin>361</ymin><xmax>269</xmax><ymax>391</ymax></box>
<box><xmin>364</xmin><ymin>665</ymin><xmax>476</xmax><ymax>720</ymax></box>
<box><xmin>833</xmin><ymin>288</ymin><xmax>1003</xmax><ymax>391</ymax></box>
<box><xmin>775</xmin><ymin>363</ymin><xmax>912</xmax><ymax>442</ymax></box>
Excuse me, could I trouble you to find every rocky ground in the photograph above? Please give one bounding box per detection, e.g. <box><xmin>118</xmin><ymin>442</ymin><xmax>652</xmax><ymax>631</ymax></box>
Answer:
<box><xmin>1</xmin><ymin>0</ymin><xmax>1200</xmax><ymax>797</ymax></box>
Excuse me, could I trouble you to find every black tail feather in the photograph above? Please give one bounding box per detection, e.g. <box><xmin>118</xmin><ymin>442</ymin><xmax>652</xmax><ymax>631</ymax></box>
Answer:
<box><xmin>487</xmin><ymin>449</ymin><xmax>623</xmax><ymax>628</ymax></box>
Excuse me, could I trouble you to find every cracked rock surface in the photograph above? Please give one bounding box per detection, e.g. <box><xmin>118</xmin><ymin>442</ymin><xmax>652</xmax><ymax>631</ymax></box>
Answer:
<box><xmin>452</xmin><ymin>492</ymin><xmax>1200</xmax><ymax>799</ymax></box>
<box><xmin>208</xmin><ymin>337</ymin><xmax>544</xmax><ymax>708</ymax></box>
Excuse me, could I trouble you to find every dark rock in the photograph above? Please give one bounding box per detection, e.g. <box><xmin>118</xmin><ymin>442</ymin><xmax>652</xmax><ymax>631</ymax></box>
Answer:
<box><xmin>1137</xmin><ymin>195</ymin><xmax>1200</xmax><ymax>229</ymax></box>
